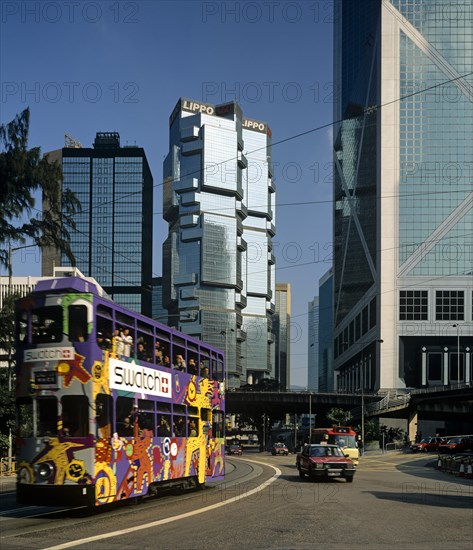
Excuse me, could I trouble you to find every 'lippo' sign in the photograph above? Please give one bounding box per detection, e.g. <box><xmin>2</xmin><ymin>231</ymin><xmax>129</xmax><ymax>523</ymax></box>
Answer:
<box><xmin>109</xmin><ymin>358</ymin><xmax>172</xmax><ymax>399</ymax></box>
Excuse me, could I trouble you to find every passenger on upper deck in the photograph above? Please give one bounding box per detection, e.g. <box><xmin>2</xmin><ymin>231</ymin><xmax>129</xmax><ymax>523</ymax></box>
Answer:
<box><xmin>188</xmin><ymin>358</ymin><xmax>198</xmax><ymax>374</ymax></box>
<box><xmin>121</xmin><ymin>328</ymin><xmax>133</xmax><ymax>357</ymax></box>
<box><xmin>174</xmin><ymin>354</ymin><xmax>186</xmax><ymax>371</ymax></box>
<box><xmin>155</xmin><ymin>341</ymin><xmax>163</xmax><ymax>364</ymax></box>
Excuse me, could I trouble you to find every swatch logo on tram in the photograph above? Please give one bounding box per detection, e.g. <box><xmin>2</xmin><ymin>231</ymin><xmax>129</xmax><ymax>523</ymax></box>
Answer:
<box><xmin>109</xmin><ymin>358</ymin><xmax>171</xmax><ymax>398</ymax></box>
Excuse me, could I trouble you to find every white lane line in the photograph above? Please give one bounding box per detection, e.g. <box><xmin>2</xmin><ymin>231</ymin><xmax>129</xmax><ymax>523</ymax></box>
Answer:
<box><xmin>43</xmin><ymin>459</ymin><xmax>281</xmax><ymax>550</ymax></box>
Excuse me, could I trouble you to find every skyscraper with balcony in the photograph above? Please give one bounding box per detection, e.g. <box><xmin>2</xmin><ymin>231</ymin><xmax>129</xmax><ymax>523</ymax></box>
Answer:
<box><xmin>333</xmin><ymin>1</ymin><xmax>473</xmax><ymax>393</ymax></box>
<box><xmin>43</xmin><ymin>132</ymin><xmax>153</xmax><ymax>316</ymax></box>
<box><xmin>162</xmin><ymin>99</ymin><xmax>276</xmax><ymax>388</ymax></box>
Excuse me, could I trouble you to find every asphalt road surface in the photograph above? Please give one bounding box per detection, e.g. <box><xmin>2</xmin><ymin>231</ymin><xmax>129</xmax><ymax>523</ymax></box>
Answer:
<box><xmin>1</xmin><ymin>450</ymin><xmax>472</xmax><ymax>549</ymax></box>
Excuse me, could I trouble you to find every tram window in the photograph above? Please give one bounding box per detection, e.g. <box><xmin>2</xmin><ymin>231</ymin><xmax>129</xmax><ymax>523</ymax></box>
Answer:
<box><xmin>188</xmin><ymin>417</ymin><xmax>199</xmax><ymax>437</ymax></box>
<box><xmin>96</xmin><ymin>317</ymin><xmax>113</xmax><ymax>350</ymax></box>
<box><xmin>36</xmin><ymin>397</ymin><xmax>57</xmax><ymax>436</ymax></box>
<box><xmin>137</xmin><ymin>399</ymin><xmax>155</xmax><ymax>436</ymax></box>
<box><xmin>200</xmin><ymin>357</ymin><xmax>210</xmax><ymax>378</ymax></box>
<box><xmin>32</xmin><ymin>306</ymin><xmax>62</xmax><ymax>344</ymax></box>
<box><xmin>116</xmin><ymin>311</ymin><xmax>134</xmax><ymax>329</ymax></box>
<box><xmin>214</xmin><ymin>358</ymin><xmax>224</xmax><ymax>382</ymax></box>
<box><xmin>157</xmin><ymin>414</ymin><xmax>171</xmax><ymax>436</ymax></box>
<box><xmin>16</xmin><ymin>310</ymin><xmax>28</xmax><ymax>343</ymax></box>
<box><xmin>116</xmin><ymin>397</ymin><xmax>135</xmax><ymax>436</ymax></box>
<box><xmin>156</xmin><ymin>401</ymin><xmax>171</xmax><ymax>414</ymax></box>
<box><xmin>136</xmin><ymin>332</ymin><xmax>153</xmax><ymax>362</ymax></box>
<box><xmin>17</xmin><ymin>397</ymin><xmax>33</xmax><ymax>438</ymax></box>
<box><xmin>96</xmin><ymin>394</ymin><xmax>112</xmax><ymax>439</ymax></box>
<box><xmin>137</xmin><ymin>320</ymin><xmax>153</xmax><ymax>334</ymax></box>
<box><xmin>174</xmin><ymin>404</ymin><xmax>186</xmax><ymax>415</ymax></box>
<box><xmin>188</xmin><ymin>406</ymin><xmax>198</xmax><ymax>416</ymax></box>
<box><xmin>173</xmin><ymin>415</ymin><xmax>186</xmax><ymax>437</ymax></box>
<box><xmin>61</xmin><ymin>395</ymin><xmax>89</xmax><ymax>437</ymax></box>
<box><xmin>139</xmin><ymin>412</ymin><xmax>155</xmax><ymax>437</ymax></box>
<box><xmin>69</xmin><ymin>305</ymin><xmax>88</xmax><ymax>342</ymax></box>
<box><xmin>173</xmin><ymin>345</ymin><xmax>186</xmax><ymax>371</ymax></box>
<box><xmin>212</xmin><ymin>411</ymin><xmax>224</xmax><ymax>439</ymax></box>
<box><xmin>97</xmin><ymin>304</ymin><xmax>113</xmax><ymax>318</ymax></box>
<box><xmin>201</xmin><ymin>408</ymin><xmax>211</xmax><ymax>434</ymax></box>
<box><xmin>188</xmin><ymin>354</ymin><xmax>198</xmax><ymax>374</ymax></box>
<box><xmin>211</xmin><ymin>355</ymin><xmax>220</xmax><ymax>381</ymax></box>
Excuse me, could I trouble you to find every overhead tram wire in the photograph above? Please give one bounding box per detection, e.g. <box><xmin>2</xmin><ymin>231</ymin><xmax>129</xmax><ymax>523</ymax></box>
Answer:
<box><xmin>25</xmin><ymin>72</ymin><xmax>472</xmax><ymax>298</ymax></box>
<box><xmin>73</xmin><ymin>71</ymin><xmax>473</xmax><ymax>218</ymax></box>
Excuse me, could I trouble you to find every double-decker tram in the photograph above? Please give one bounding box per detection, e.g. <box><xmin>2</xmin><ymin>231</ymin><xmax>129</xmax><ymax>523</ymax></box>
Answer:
<box><xmin>15</xmin><ymin>276</ymin><xmax>225</xmax><ymax>507</ymax></box>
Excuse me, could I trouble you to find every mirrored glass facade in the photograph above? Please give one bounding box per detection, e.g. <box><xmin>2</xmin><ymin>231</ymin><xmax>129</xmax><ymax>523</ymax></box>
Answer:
<box><xmin>44</xmin><ymin>133</ymin><xmax>153</xmax><ymax>316</ymax></box>
<box><xmin>163</xmin><ymin>99</ymin><xmax>276</xmax><ymax>388</ymax></box>
<box><xmin>334</xmin><ymin>1</ymin><xmax>473</xmax><ymax>391</ymax></box>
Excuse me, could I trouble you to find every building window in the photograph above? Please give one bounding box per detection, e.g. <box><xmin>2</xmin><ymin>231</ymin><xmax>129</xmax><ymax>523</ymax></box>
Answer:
<box><xmin>435</xmin><ymin>291</ymin><xmax>464</xmax><ymax>321</ymax></box>
<box><xmin>400</xmin><ymin>290</ymin><xmax>428</xmax><ymax>320</ymax></box>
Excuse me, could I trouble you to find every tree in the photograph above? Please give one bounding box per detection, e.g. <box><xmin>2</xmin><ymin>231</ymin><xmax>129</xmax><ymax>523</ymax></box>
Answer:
<box><xmin>0</xmin><ymin>108</ymin><xmax>80</xmax><ymax>459</ymax></box>
<box><xmin>0</xmin><ymin>292</ymin><xmax>19</xmax><ymax>457</ymax></box>
<box><xmin>0</xmin><ymin>107</ymin><xmax>80</xmax><ymax>268</ymax></box>
<box><xmin>326</xmin><ymin>407</ymin><xmax>352</xmax><ymax>426</ymax></box>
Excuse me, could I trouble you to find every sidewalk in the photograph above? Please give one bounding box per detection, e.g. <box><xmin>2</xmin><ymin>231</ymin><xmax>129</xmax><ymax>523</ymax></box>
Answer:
<box><xmin>0</xmin><ymin>474</ymin><xmax>17</xmax><ymax>493</ymax></box>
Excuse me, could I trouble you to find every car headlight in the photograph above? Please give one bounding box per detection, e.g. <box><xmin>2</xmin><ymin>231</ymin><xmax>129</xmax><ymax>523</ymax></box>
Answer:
<box><xmin>315</xmin><ymin>463</ymin><xmax>324</xmax><ymax>469</ymax></box>
<box><xmin>36</xmin><ymin>462</ymin><xmax>53</xmax><ymax>481</ymax></box>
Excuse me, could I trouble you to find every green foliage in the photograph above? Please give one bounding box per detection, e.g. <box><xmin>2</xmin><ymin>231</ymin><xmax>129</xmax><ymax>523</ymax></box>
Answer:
<box><xmin>0</xmin><ymin>108</ymin><xmax>81</xmax><ymax>268</ymax></box>
<box><xmin>326</xmin><ymin>407</ymin><xmax>352</xmax><ymax>426</ymax></box>
<box><xmin>354</xmin><ymin>419</ymin><xmax>379</xmax><ymax>441</ymax></box>
<box><xmin>0</xmin><ymin>369</ymin><xmax>15</xmax><ymax>457</ymax></box>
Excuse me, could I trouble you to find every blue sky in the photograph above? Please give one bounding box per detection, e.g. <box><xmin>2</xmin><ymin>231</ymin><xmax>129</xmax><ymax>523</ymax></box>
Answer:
<box><xmin>1</xmin><ymin>0</ymin><xmax>334</xmax><ymax>387</ymax></box>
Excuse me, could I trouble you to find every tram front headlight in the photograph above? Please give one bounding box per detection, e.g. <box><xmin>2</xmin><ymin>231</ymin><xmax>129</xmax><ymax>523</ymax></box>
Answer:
<box><xmin>36</xmin><ymin>462</ymin><xmax>53</xmax><ymax>481</ymax></box>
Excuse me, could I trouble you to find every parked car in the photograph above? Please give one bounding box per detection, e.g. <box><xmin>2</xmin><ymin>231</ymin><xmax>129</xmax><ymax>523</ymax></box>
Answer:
<box><xmin>296</xmin><ymin>444</ymin><xmax>356</xmax><ymax>482</ymax></box>
<box><xmin>271</xmin><ymin>442</ymin><xmax>289</xmax><ymax>455</ymax></box>
<box><xmin>411</xmin><ymin>436</ymin><xmax>445</xmax><ymax>453</ymax></box>
<box><xmin>438</xmin><ymin>437</ymin><xmax>473</xmax><ymax>454</ymax></box>
<box><xmin>227</xmin><ymin>444</ymin><xmax>243</xmax><ymax>456</ymax></box>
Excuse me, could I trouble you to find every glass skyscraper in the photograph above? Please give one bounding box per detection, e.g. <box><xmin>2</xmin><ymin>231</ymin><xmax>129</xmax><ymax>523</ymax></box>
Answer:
<box><xmin>308</xmin><ymin>296</ymin><xmax>319</xmax><ymax>392</ymax></box>
<box><xmin>43</xmin><ymin>133</ymin><xmax>153</xmax><ymax>316</ymax></box>
<box><xmin>162</xmin><ymin>99</ymin><xmax>276</xmax><ymax>388</ymax></box>
<box><xmin>333</xmin><ymin>1</ymin><xmax>472</xmax><ymax>392</ymax></box>
<box><xmin>275</xmin><ymin>283</ymin><xmax>291</xmax><ymax>390</ymax></box>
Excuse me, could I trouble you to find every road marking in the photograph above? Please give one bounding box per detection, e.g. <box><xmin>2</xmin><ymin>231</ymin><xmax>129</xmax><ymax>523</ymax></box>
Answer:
<box><xmin>42</xmin><ymin>459</ymin><xmax>281</xmax><ymax>550</ymax></box>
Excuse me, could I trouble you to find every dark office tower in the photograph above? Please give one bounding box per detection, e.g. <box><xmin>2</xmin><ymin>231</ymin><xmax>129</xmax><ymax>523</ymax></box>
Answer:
<box><xmin>162</xmin><ymin>99</ymin><xmax>276</xmax><ymax>389</ymax></box>
<box><xmin>275</xmin><ymin>283</ymin><xmax>291</xmax><ymax>391</ymax></box>
<box><xmin>318</xmin><ymin>268</ymin><xmax>334</xmax><ymax>392</ymax></box>
<box><xmin>333</xmin><ymin>1</ymin><xmax>473</xmax><ymax>393</ymax></box>
<box><xmin>43</xmin><ymin>132</ymin><xmax>153</xmax><ymax>317</ymax></box>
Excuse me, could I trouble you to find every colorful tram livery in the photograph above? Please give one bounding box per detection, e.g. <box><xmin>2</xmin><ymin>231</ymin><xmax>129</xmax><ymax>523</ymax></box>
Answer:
<box><xmin>15</xmin><ymin>276</ymin><xmax>225</xmax><ymax>507</ymax></box>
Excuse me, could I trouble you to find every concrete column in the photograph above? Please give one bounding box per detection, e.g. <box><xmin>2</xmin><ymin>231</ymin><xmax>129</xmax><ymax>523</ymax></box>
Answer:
<box><xmin>421</xmin><ymin>347</ymin><xmax>427</xmax><ymax>386</ymax></box>
<box><xmin>443</xmin><ymin>347</ymin><xmax>449</xmax><ymax>385</ymax></box>
<box><xmin>408</xmin><ymin>409</ymin><xmax>418</xmax><ymax>444</ymax></box>
<box><xmin>466</xmin><ymin>347</ymin><xmax>471</xmax><ymax>384</ymax></box>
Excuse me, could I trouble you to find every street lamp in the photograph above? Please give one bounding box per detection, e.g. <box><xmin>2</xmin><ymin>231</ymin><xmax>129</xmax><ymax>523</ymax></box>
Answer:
<box><xmin>452</xmin><ymin>324</ymin><xmax>461</xmax><ymax>386</ymax></box>
<box><xmin>308</xmin><ymin>392</ymin><xmax>312</xmax><ymax>444</ymax></box>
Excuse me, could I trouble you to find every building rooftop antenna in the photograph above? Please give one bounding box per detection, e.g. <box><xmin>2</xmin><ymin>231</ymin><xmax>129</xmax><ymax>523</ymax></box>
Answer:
<box><xmin>64</xmin><ymin>133</ymin><xmax>83</xmax><ymax>148</ymax></box>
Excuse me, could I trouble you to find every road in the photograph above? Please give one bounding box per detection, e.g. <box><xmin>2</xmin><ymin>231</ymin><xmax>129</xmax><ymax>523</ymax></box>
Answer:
<box><xmin>0</xmin><ymin>451</ymin><xmax>472</xmax><ymax>549</ymax></box>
